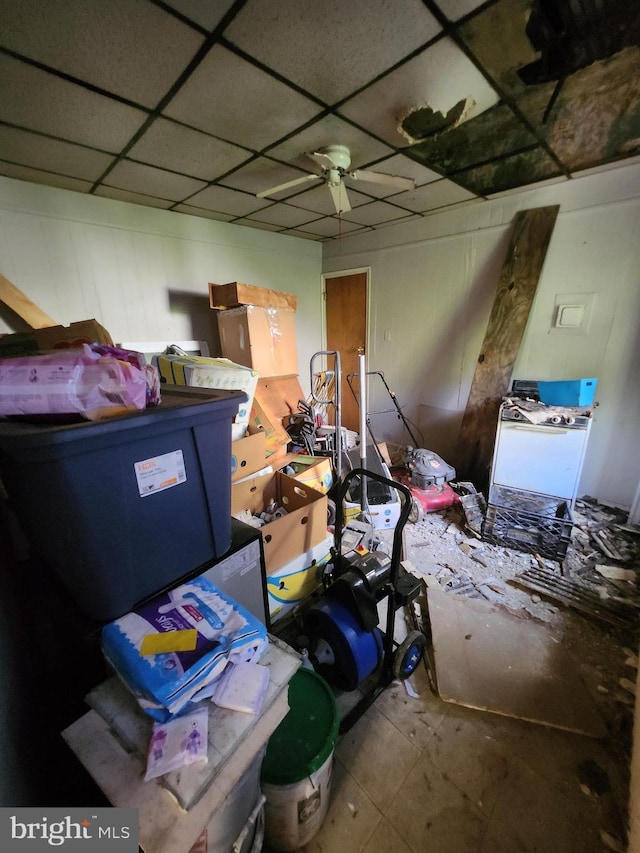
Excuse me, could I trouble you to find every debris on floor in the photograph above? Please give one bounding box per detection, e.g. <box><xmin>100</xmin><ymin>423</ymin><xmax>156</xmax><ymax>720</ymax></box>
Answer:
<box><xmin>393</xmin><ymin>495</ymin><xmax>639</xmax><ymax>765</ymax></box>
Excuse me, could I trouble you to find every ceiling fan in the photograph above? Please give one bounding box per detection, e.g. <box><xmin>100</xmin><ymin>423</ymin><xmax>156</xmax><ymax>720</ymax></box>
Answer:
<box><xmin>256</xmin><ymin>145</ymin><xmax>416</xmax><ymax>215</ymax></box>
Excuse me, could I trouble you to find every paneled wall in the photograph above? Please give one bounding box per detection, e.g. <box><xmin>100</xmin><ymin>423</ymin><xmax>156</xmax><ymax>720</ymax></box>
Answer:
<box><xmin>323</xmin><ymin>162</ymin><xmax>640</xmax><ymax>510</ymax></box>
<box><xmin>0</xmin><ymin>176</ymin><xmax>323</xmax><ymax>390</ymax></box>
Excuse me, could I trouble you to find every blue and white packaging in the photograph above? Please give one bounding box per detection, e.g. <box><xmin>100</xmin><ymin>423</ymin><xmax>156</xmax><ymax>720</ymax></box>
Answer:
<box><xmin>102</xmin><ymin>575</ymin><xmax>268</xmax><ymax>721</ymax></box>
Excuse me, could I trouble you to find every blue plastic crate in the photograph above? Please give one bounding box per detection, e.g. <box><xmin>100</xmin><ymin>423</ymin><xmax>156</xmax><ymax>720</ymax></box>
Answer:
<box><xmin>537</xmin><ymin>378</ymin><xmax>597</xmax><ymax>407</ymax></box>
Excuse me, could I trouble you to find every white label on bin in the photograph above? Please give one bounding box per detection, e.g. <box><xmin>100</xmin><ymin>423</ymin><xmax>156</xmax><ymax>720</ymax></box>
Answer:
<box><xmin>134</xmin><ymin>449</ymin><xmax>186</xmax><ymax>497</ymax></box>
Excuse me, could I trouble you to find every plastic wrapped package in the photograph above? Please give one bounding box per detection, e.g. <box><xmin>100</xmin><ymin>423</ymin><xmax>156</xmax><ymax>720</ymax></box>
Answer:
<box><xmin>0</xmin><ymin>343</ymin><xmax>159</xmax><ymax>420</ymax></box>
<box><xmin>102</xmin><ymin>575</ymin><xmax>268</xmax><ymax>721</ymax></box>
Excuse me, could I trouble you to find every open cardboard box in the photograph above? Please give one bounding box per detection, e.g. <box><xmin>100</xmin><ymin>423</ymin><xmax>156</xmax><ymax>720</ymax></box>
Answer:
<box><xmin>266</xmin><ymin>534</ymin><xmax>333</xmax><ymax>623</ymax></box>
<box><xmin>231</xmin><ymin>428</ymin><xmax>266</xmax><ymax>482</ymax></box>
<box><xmin>232</xmin><ymin>471</ymin><xmax>328</xmax><ymax>574</ymax></box>
<box><xmin>280</xmin><ymin>453</ymin><xmax>333</xmax><ymax>494</ymax></box>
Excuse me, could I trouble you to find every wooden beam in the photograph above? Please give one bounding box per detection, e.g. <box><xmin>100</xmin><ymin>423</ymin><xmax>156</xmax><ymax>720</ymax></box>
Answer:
<box><xmin>0</xmin><ymin>274</ymin><xmax>58</xmax><ymax>329</ymax></box>
<box><xmin>455</xmin><ymin>205</ymin><xmax>560</xmax><ymax>488</ymax></box>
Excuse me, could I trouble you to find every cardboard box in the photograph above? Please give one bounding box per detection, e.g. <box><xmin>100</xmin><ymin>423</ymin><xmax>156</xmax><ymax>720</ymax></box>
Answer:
<box><xmin>255</xmin><ymin>374</ymin><xmax>306</xmax><ymax>420</ymax></box>
<box><xmin>155</xmin><ymin>354</ymin><xmax>258</xmax><ymax>427</ymax></box>
<box><xmin>281</xmin><ymin>454</ymin><xmax>333</xmax><ymax>494</ymax></box>
<box><xmin>217</xmin><ymin>305</ymin><xmax>298</xmax><ymax>377</ymax></box>
<box><xmin>232</xmin><ymin>471</ymin><xmax>328</xmax><ymax>574</ymax></box>
<box><xmin>266</xmin><ymin>534</ymin><xmax>333</xmax><ymax>623</ymax></box>
<box><xmin>0</xmin><ymin>319</ymin><xmax>113</xmax><ymax>359</ymax></box>
<box><xmin>210</xmin><ymin>282</ymin><xmax>297</xmax><ymax>311</ymax></box>
<box><xmin>231</xmin><ymin>429</ymin><xmax>266</xmax><ymax>482</ymax></box>
<box><xmin>249</xmin><ymin>397</ymin><xmax>290</xmax><ymax>457</ymax></box>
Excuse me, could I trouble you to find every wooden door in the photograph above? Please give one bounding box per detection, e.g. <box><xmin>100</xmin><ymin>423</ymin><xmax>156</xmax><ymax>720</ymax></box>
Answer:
<box><xmin>325</xmin><ymin>272</ymin><xmax>367</xmax><ymax>432</ymax></box>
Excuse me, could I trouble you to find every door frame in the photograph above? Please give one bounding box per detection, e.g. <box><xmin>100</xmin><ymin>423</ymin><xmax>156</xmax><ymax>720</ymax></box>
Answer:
<box><xmin>321</xmin><ymin>266</ymin><xmax>371</xmax><ymax>352</ymax></box>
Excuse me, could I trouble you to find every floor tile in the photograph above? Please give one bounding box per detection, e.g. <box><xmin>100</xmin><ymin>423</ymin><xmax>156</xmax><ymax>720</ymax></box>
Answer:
<box><xmin>386</xmin><ymin>751</ymin><xmax>487</xmax><ymax>853</ymax></box>
<box><xmin>480</xmin><ymin>754</ymin><xmax>607</xmax><ymax>853</ymax></box>
<box><xmin>425</xmin><ymin>708</ymin><xmax>511</xmax><ymax>816</ymax></box>
<box><xmin>374</xmin><ymin>664</ymin><xmax>447</xmax><ymax>752</ymax></box>
<box><xmin>363</xmin><ymin>817</ymin><xmax>415</xmax><ymax>853</ymax></box>
<box><xmin>302</xmin><ymin>757</ymin><xmax>382</xmax><ymax>853</ymax></box>
<box><xmin>335</xmin><ymin>704</ymin><xmax>421</xmax><ymax>812</ymax></box>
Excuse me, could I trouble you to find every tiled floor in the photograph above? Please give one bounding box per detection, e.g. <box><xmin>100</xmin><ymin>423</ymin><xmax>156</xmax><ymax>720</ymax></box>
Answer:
<box><xmin>300</xmin><ymin>661</ymin><xmax>630</xmax><ymax>853</ymax></box>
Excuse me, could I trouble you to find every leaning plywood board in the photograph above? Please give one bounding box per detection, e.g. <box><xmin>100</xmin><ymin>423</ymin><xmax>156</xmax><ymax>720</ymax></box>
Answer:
<box><xmin>427</xmin><ymin>586</ymin><xmax>606</xmax><ymax>737</ymax></box>
<box><xmin>0</xmin><ymin>273</ymin><xmax>58</xmax><ymax>328</ymax></box>
<box><xmin>455</xmin><ymin>205</ymin><xmax>560</xmax><ymax>487</ymax></box>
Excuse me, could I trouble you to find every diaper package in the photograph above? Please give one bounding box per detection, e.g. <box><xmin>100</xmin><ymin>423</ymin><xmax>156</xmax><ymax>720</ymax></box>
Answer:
<box><xmin>102</xmin><ymin>575</ymin><xmax>268</xmax><ymax>721</ymax></box>
<box><xmin>0</xmin><ymin>343</ymin><xmax>158</xmax><ymax>420</ymax></box>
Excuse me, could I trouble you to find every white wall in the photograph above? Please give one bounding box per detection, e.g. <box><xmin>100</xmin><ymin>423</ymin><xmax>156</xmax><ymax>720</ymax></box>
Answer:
<box><xmin>322</xmin><ymin>162</ymin><xmax>640</xmax><ymax>510</ymax></box>
<box><xmin>0</xmin><ymin>176</ymin><xmax>323</xmax><ymax>393</ymax></box>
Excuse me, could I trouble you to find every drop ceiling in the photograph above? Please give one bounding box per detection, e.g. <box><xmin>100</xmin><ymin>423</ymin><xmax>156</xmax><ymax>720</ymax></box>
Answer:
<box><xmin>0</xmin><ymin>0</ymin><xmax>638</xmax><ymax>242</ymax></box>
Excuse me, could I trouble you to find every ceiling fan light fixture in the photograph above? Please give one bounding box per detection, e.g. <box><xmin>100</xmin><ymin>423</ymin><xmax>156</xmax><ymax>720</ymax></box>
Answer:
<box><xmin>256</xmin><ymin>143</ymin><xmax>416</xmax><ymax>215</ymax></box>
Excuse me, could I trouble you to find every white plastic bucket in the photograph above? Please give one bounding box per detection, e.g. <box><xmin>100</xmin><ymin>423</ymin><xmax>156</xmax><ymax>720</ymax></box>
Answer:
<box><xmin>260</xmin><ymin>669</ymin><xmax>338</xmax><ymax>852</ymax></box>
<box><xmin>262</xmin><ymin>752</ymin><xmax>333</xmax><ymax>851</ymax></box>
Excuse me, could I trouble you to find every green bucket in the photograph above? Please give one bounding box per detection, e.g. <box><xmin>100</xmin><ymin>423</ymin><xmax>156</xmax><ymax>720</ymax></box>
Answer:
<box><xmin>262</xmin><ymin>668</ymin><xmax>339</xmax><ymax>786</ymax></box>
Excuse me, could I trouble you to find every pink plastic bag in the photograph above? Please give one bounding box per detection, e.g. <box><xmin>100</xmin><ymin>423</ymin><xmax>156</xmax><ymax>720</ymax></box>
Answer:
<box><xmin>0</xmin><ymin>343</ymin><xmax>152</xmax><ymax>420</ymax></box>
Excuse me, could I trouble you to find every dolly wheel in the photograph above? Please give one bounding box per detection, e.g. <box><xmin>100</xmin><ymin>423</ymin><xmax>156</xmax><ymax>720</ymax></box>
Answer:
<box><xmin>408</xmin><ymin>497</ymin><xmax>424</xmax><ymax>524</ymax></box>
<box><xmin>393</xmin><ymin>630</ymin><xmax>427</xmax><ymax>680</ymax></box>
<box><xmin>327</xmin><ymin>498</ymin><xmax>337</xmax><ymax>526</ymax></box>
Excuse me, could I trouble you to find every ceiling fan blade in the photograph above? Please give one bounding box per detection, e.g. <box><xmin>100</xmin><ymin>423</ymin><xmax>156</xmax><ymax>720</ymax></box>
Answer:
<box><xmin>329</xmin><ymin>179</ymin><xmax>351</xmax><ymax>214</ymax></box>
<box><xmin>256</xmin><ymin>173</ymin><xmax>321</xmax><ymax>198</ymax></box>
<box><xmin>349</xmin><ymin>169</ymin><xmax>415</xmax><ymax>192</ymax></box>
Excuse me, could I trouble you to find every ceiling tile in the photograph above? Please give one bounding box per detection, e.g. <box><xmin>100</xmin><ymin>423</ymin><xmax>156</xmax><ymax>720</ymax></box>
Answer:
<box><xmin>232</xmin><ymin>218</ymin><xmax>284</xmax><ymax>232</ymax></box>
<box><xmin>172</xmin><ymin>204</ymin><xmax>235</xmax><ymax>221</ymax></box>
<box><xmin>293</xmin><ymin>217</ymin><xmax>368</xmax><ymax>238</ymax></box>
<box><xmin>163</xmin><ymin>44</ymin><xmax>323</xmax><ymax>151</ymax></box>
<box><xmin>186</xmin><ymin>184</ymin><xmax>272</xmax><ymax>217</ymax></box>
<box><xmin>405</xmin><ymin>103</ymin><xmax>537</xmax><ymax>174</ymax></box>
<box><xmin>279</xmin><ymin>229</ymin><xmax>324</xmax><ymax>241</ymax></box>
<box><xmin>434</xmin><ymin>0</ymin><xmax>488</xmax><ymax>21</ymax></box>
<box><xmin>288</xmin><ymin>184</ymin><xmax>372</xmax><ymax>216</ymax></box>
<box><xmin>128</xmin><ymin>118</ymin><xmax>251</xmax><ymax>182</ymax></box>
<box><xmin>338</xmin><ymin>38</ymin><xmax>499</xmax><ymax>147</ymax></box>
<box><xmin>0</xmin><ymin>54</ymin><xmax>148</xmax><ymax>151</ymax></box>
<box><xmin>218</xmin><ymin>157</ymin><xmax>319</xmax><ymax>198</ymax></box>
<box><xmin>93</xmin><ymin>186</ymin><xmax>175</xmax><ymax>209</ymax></box>
<box><xmin>0</xmin><ymin>126</ymin><xmax>114</xmax><ymax>181</ymax></box>
<box><xmin>486</xmin><ymin>174</ymin><xmax>568</xmax><ymax>198</ymax></box>
<box><xmin>0</xmin><ymin>161</ymin><xmax>93</xmax><ymax>193</ymax></box>
<box><xmin>266</xmin><ymin>114</ymin><xmax>394</xmax><ymax>171</ymax></box>
<box><xmin>225</xmin><ymin>0</ymin><xmax>441</xmax><ymax>104</ymax></box>
<box><xmin>457</xmin><ymin>0</ymin><xmax>545</xmax><ymax>100</ymax></box>
<box><xmin>453</xmin><ymin>147</ymin><xmax>562</xmax><ymax>194</ymax></box>
<box><xmin>280</xmin><ymin>228</ymin><xmax>325</xmax><ymax>242</ymax></box>
<box><xmin>349</xmin><ymin>154</ymin><xmax>442</xmax><ymax>198</ymax></box>
<box><xmin>245</xmin><ymin>204</ymin><xmax>322</xmax><ymax>228</ymax></box>
<box><xmin>105</xmin><ymin>160</ymin><xmax>208</xmax><ymax>201</ymax></box>
<box><xmin>396</xmin><ymin>178</ymin><xmax>477</xmax><ymax>211</ymax></box>
<box><xmin>541</xmin><ymin>46</ymin><xmax>640</xmax><ymax>172</ymax></box>
<box><xmin>161</xmin><ymin>0</ymin><xmax>236</xmax><ymax>32</ymax></box>
<box><xmin>341</xmin><ymin>200</ymin><xmax>416</xmax><ymax>226</ymax></box>
<box><xmin>0</xmin><ymin>0</ymin><xmax>205</xmax><ymax>108</ymax></box>
<box><xmin>573</xmin><ymin>153</ymin><xmax>640</xmax><ymax>179</ymax></box>
<box><xmin>374</xmin><ymin>213</ymin><xmax>423</xmax><ymax>229</ymax></box>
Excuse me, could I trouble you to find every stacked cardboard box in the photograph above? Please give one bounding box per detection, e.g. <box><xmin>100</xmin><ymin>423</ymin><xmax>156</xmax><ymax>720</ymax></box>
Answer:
<box><xmin>212</xmin><ymin>283</ymin><xmax>330</xmax><ymax>605</ymax></box>
<box><xmin>211</xmin><ymin>282</ymin><xmax>305</xmax><ymax>467</ymax></box>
